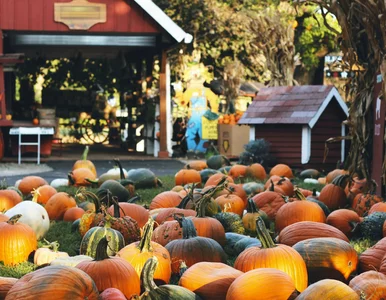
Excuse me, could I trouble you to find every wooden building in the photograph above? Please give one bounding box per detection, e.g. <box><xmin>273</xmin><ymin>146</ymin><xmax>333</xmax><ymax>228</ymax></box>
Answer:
<box><xmin>238</xmin><ymin>85</ymin><xmax>349</xmax><ymax>171</ymax></box>
<box><xmin>0</xmin><ymin>0</ymin><xmax>192</xmax><ymax>158</ymax></box>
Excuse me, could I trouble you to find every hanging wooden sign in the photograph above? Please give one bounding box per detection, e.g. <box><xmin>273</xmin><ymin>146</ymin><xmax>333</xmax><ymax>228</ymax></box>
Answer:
<box><xmin>54</xmin><ymin>0</ymin><xmax>107</xmax><ymax>30</ymax></box>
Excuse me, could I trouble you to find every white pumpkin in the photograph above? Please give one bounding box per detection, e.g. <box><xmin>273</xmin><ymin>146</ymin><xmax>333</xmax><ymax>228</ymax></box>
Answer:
<box><xmin>50</xmin><ymin>255</ymin><xmax>93</xmax><ymax>267</ymax></box>
<box><xmin>5</xmin><ymin>200</ymin><xmax>50</xmax><ymax>239</ymax></box>
<box><xmin>34</xmin><ymin>242</ymin><xmax>69</xmax><ymax>266</ymax></box>
<box><xmin>14</xmin><ymin>179</ymin><xmax>22</xmax><ymax>189</ymax></box>
<box><xmin>107</xmin><ymin>166</ymin><xmax>128</xmax><ymax>178</ymax></box>
<box><xmin>50</xmin><ymin>178</ymin><xmax>69</xmax><ymax>188</ymax></box>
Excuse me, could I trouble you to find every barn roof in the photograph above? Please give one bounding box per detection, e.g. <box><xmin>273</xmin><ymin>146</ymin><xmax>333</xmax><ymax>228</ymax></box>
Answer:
<box><xmin>133</xmin><ymin>0</ymin><xmax>193</xmax><ymax>44</ymax></box>
<box><xmin>238</xmin><ymin>85</ymin><xmax>348</xmax><ymax>128</ymax></box>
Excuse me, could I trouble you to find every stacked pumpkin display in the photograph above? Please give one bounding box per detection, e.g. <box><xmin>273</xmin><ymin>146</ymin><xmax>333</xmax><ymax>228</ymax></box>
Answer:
<box><xmin>2</xmin><ymin>152</ymin><xmax>386</xmax><ymax>299</ymax></box>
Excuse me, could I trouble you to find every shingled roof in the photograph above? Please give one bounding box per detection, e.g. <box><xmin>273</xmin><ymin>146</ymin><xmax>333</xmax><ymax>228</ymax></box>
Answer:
<box><xmin>238</xmin><ymin>85</ymin><xmax>348</xmax><ymax>128</ymax></box>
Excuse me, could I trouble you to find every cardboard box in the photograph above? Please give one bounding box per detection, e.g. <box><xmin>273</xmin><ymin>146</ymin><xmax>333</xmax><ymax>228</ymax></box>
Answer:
<box><xmin>218</xmin><ymin>124</ymin><xmax>250</xmax><ymax>157</ymax></box>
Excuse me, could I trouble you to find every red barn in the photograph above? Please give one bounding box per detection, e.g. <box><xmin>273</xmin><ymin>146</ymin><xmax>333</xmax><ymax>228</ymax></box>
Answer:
<box><xmin>238</xmin><ymin>85</ymin><xmax>349</xmax><ymax>171</ymax></box>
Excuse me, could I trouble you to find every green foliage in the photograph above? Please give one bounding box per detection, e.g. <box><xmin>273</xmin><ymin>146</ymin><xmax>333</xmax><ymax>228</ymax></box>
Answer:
<box><xmin>295</xmin><ymin>6</ymin><xmax>341</xmax><ymax>70</ymax></box>
<box><xmin>44</xmin><ymin>221</ymin><xmax>82</xmax><ymax>256</ymax></box>
<box><xmin>238</xmin><ymin>139</ymin><xmax>272</xmax><ymax>166</ymax></box>
<box><xmin>0</xmin><ymin>261</ymin><xmax>36</xmax><ymax>279</ymax></box>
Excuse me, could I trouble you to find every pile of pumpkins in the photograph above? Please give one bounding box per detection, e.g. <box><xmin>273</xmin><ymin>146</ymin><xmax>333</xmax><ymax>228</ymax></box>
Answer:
<box><xmin>217</xmin><ymin>112</ymin><xmax>243</xmax><ymax>125</ymax></box>
<box><xmin>1</xmin><ymin>153</ymin><xmax>386</xmax><ymax>299</ymax></box>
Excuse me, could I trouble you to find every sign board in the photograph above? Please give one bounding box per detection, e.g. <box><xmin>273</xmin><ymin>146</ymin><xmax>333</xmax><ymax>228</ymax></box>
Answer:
<box><xmin>54</xmin><ymin>0</ymin><xmax>107</xmax><ymax>30</ymax></box>
<box><xmin>201</xmin><ymin>117</ymin><xmax>218</xmax><ymax>140</ymax></box>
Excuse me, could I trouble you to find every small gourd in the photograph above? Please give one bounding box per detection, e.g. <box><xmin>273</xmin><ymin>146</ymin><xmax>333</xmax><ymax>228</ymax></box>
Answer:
<box><xmin>34</xmin><ymin>240</ymin><xmax>69</xmax><ymax>266</ymax></box>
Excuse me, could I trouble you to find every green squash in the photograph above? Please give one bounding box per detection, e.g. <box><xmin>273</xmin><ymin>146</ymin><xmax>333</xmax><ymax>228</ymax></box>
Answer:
<box><xmin>126</xmin><ymin>168</ymin><xmax>162</xmax><ymax>189</ymax></box>
<box><xmin>199</xmin><ymin>169</ymin><xmax>220</xmax><ymax>185</ymax></box>
<box><xmin>71</xmin><ymin>219</ymin><xmax>81</xmax><ymax>233</ymax></box>
<box><xmin>138</xmin><ymin>257</ymin><xmax>202</xmax><ymax>300</ymax></box>
<box><xmin>80</xmin><ymin>225</ymin><xmax>125</xmax><ymax>258</ymax></box>
<box><xmin>300</xmin><ymin>169</ymin><xmax>320</xmax><ymax>179</ymax></box>
<box><xmin>242</xmin><ymin>182</ymin><xmax>265</xmax><ymax>196</ymax></box>
<box><xmin>98</xmin><ymin>180</ymin><xmax>134</xmax><ymax>203</ymax></box>
<box><xmin>234</xmin><ymin>236</ymin><xmax>262</xmax><ymax>256</ymax></box>
<box><xmin>358</xmin><ymin>212</ymin><xmax>386</xmax><ymax>241</ymax></box>
<box><xmin>207</xmin><ymin>155</ymin><xmax>231</xmax><ymax>170</ymax></box>
<box><xmin>213</xmin><ymin>212</ymin><xmax>245</xmax><ymax>234</ymax></box>
<box><xmin>223</xmin><ymin>232</ymin><xmax>247</xmax><ymax>256</ymax></box>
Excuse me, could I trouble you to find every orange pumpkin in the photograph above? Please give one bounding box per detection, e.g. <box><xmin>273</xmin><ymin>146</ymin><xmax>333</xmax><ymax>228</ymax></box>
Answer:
<box><xmin>318</xmin><ymin>175</ymin><xmax>349</xmax><ymax>210</ymax></box>
<box><xmin>229</xmin><ymin>165</ymin><xmax>248</xmax><ymax>181</ymax></box>
<box><xmin>369</xmin><ymin>202</ymin><xmax>386</xmax><ymax>215</ymax></box>
<box><xmin>0</xmin><ymin>213</ymin><xmax>9</xmax><ymax>222</ymax></box>
<box><xmin>358</xmin><ymin>237</ymin><xmax>386</xmax><ymax>272</ymax></box>
<box><xmin>277</xmin><ymin>221</ymin><xmax>349</xmax><ymax>246</ymax></box>
<box><xmin>245</xmin><ymin>163</ymin><xmax>266</xmax><ymax>181</ymax></box>
<box><xmin>214</xmin><ymin>194</ymin><xmax>245</xmax><ymax>216</ymax></box>
<box><xmin>264</xmin><ymin>176</ymin><xmax>294</xmax><ymax>197</ymax></box>
<box><xmin>326</xmin><ymin>169</ymin><xmax>349</xmax><ymax>183</ymax></box>
<box><xmin>351</xmin><ymin>192</ymin><xmax>383</xmax><ymax>217</ymax></box>
<box><xmin>179</xmin><ymin>262</ymin><xmax>243</xmax><ymax>300</ymax></box>
<box><xmin>76</xmin><ymin>237</ymin><xmax>140</xmax><ymax>299</ymax></box>
<box><xmin>326</xmin><ymin>209</ymin><xmax>361</xmax><ymax>238</ymax></box>
<box><xmin>269</xmin><ymin>164</ymin><xmax>294</xmax><ymax>178</ymax></box>
<box><xmin>0</xmin><ymin>190</ymin><xmax>22</xmax><ymax>212</ymax></box>
<box><xmin>149</xmin><ymin>191</ymin><xmax>182</xmax><ymax>210</ymax></box>
<box><xmin>251</xmin><ymin>190</ymin><xmax>286</xmax><ymax>220</ymax></box>
<box><xmin>63</xmin><ymin>207</ymin><xmax>85</xmax><ymax>222</ymax></box>
<box><xmin>293</xmin><ymin>237</ymin><xmax>358</xmax><ymax>283</ymax></box>
<box><xmin>18</xmin><ymin>176</ymin><xmax>48</xmax><ymax>196</ymax></box>
<box><xmin>274</xmin><ymin>192</ymin><xmax>326</xmax><ymax>233</ymax></box>
<box><xmin>72</xmin><ymin>146</ymin><xmax>97</xmax><ymax>177</ymax></box>
<box><xmin>297</xmin><ymin>279</ymin><xmax>359</xmax><ymax>300</ymax></box>
<box><xmin>184</xmin><ymin>160</ymin><xmax>208</xmax><ymax>171</ymax></box>
<box><xmin>226</xmin><ymin>268</ymin><xmax>297</xmax><ymax>300</ymax></box>
<box><xmin>68</xmin><ymin>168</ymin><xmax>97</xmax><ymax>187</ymax></box>
<box><xmin>0</xmin><ymin>214</ymin><xmax>37</xmax><ymax>266</ymax></box>
<box><xmin>153</xmin><ymin>207</ymin><xmax>196</xmax><ymax>225</ymax></box>
<box><xmin>152</xmin><ymin>220</ymin><xmax>182</xmax><ymax>246</ymax></box>
<box><xmin>175</xmin><ymin>169</ymin><xmax>202</xmax><ymax>187</ymax></box>
<box><xmin>33</xmin><ymin>185</ymin><xmax>57</xmax><ymax>205</ymax></box>
<box><xmin>205</xmin><ymin>173</ymin><xmax>234</xmax><ymax>187</ymax></box>
<box><xmin>345</xmin><ymin>177</ymin><xmax>368</xmax><ymax>202</ymax></box>
<box><xmin>349</xmin><ymin>270</ymin><xmax>386</xmax><ymax>298</ymax></box>
<box><xmin>5</xmin><ymin>265</ymin><xmax>99</xmax><ymax>300</ymax></box>
<box><xmin>117</xmin><ymin>218</ymin><xmax>172</xmax><ymax>285</ymax></box>
<box><xmin>242</xmin><ymin>199</ymin><xmax>269</xmax><ymax>236</ymax></box>
<box><xmin>45</xmin><ymin>192</ymin><xmax>77</xmax><ymax>221</ymax></box>
<box><xmin>235</xmin><ymin>217</ymin><xmax>308</xmax><ymax>292</ymax></box>
<box><xmin>107</xmin><ymin>202</ymin><xmax>150</xmax><ymax>228</ymax></box>
<box><xmin>0</xmin><ymin>276</ymin><xmax>18</xmax><ymax>299</ymax></box>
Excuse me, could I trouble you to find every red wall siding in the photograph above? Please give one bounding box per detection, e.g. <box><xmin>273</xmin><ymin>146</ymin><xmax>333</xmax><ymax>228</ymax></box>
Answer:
<box><xmin>307</xmin><ymin>99</ymin><xmax>347</xmax><ymax>172</ymax></box>
<box><xmin>254</xmin><ymin>125</ymin><xmax>302</xmax><ymax>167</ymax></box>
<box><xmin>0</xmin><ymin>0</ymin><xmax>160</xmax><ymax>33</ymax></box>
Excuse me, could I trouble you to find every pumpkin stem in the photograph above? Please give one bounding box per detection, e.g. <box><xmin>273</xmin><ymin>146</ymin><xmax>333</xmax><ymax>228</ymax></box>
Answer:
<box><xmin>349</xmin><ymin>221</ymin><xmax>360</xmax><ymax>233</ymax></box>
<box><xmin>156</xmin><ymin>178</ymin><xmax>163</xmax><ymax>187</ymax></box>
<box><xmin>42</xmin><ymin>239</ymin><xmax>60</xmax><ymax>252</ymax></box>
<box><xmin>255</xmin><ymin>217</ymin><xmax>275</xmax><ymax>248</ymax></box>
<box><xmin>179</xmin><ymin>261</ymin><xmax>188</xmax><ymax>277</ymax></box>
<box><xmin>196</xmin><ymin>177</ymin><xmax>228</xmax><ymax>217</ymax></box>
<box><xmin>127</xmin><ymin>195</ymin><xmax>141</xmax><ymax>203</ymax></box>
<box><xmin>68</xmin><ymin>172</ymin><xmax>75</xmax><ymax>186</ymax></box>
<box><xmin>174</xmin><ymin>214</ymin><xmax>197</xmax><ymax>239</ymax></box>
<box><xmin>81</xmin><ymin>145</ymin><xmax>89</xmax><ymax>161</ymax></box>
<box><xmin>141</xmin><ymin>256</ymin><xmax>159</xmax><ymax>292</ymax></box>
<box><xmin>7</xmin><ymin>214</ymin><xmax>22</xmax><ymax>225</ymax></box>
<box><xmin>246</xmin><ymin>198</ymin><xmax>259</xmax><ymax>213</ymax></box>
<box><xmin>138</xmin><ymin>218</ymin><xmax>154</xmax><ymax>252</ymax></box>
<box><xmin>31</xmin><ymin>188</ymin><xmax>40</xmax><ymax>203</ymax></box>
<box><xmin>293</xmin><ymin>187</ymin><xmax>306</xmax><ymax>201</ymax></box>
<box><xmin>312</xmin><ymin>189</ymin><xmax>317</xmax><ymax>197</ymax></box>
<box><xmin>114</xmin><ymin>158</ymin><xmax>125</xmax><ymax>180</ymax></box>
<box><xmin>94</xmin><ymin>236</ymin><xmax>111</xmax><ymax>261</ymax></box>
<box><xmin>269</xmin><ymin>180</ymin><xmax>275</xmax><ymax>191</ymax></box>
<box><xmin>177</xmin><ymin>185</ymin><xmax>195</xmax><ymax>209</ymax></box>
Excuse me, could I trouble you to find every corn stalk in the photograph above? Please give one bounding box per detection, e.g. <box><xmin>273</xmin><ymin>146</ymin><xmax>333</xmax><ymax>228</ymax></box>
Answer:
<box><xmin>295</xmin><ymin>0</ymin><xmax>386</xmax><ymax>189</ymax></box>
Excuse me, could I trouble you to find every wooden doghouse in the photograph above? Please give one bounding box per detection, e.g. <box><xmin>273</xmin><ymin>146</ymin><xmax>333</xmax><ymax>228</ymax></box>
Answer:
<box><xmin>238</xmin><ymin>85</ymin><xmax>349</xmax><ymax>171</ymax></box>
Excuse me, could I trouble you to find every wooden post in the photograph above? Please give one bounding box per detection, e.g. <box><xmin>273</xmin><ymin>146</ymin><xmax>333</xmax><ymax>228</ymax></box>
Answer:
<box><xmin>0</xmin><ymin>29</ymin><xmax>6</xmax><ymax>123</ymax></box>
<box><xmin>158</xmin><ymin>49</ymin><xmax>169</xmax><ymax>158</ymax></box>
<box><xmin>371</xmin><ymin>73</ymin><xmax>385</xmax><ymax>196</ymax></box>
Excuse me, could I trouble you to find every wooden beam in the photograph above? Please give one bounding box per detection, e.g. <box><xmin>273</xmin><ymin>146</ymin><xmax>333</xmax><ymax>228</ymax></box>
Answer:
<box><xmin>158</xmin><ymin>49</ymin><xmax>168</xmax><ymax>158</ymax></box>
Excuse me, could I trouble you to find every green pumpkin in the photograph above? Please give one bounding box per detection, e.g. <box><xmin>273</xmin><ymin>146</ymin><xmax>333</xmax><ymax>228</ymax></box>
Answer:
<box><xmin>213</xmin><ymin>212</ymin><xmax>245</xmax><ymax>234</ymax></box>
<box><xmin>358</xmin><ymin>212</ymin><xmax>386</xmax><ymax>241</ymax></box>
<box><xmin>126</xmin><ymin>168</ymin><xmax>162</xmax><ymax>189</ymax></box>
<box><xmin>139</xmin><ymin>257</ymin><xmax>202</xmax><ymax>300</ymax></box>
<box><xmin>207</xmin><ymin>155</ymin><xmax>231</xmax><ymax>170</ymax></box>
<box><xmin>199</xmin><ymin>169</ymin><xmax>220</xmax><ymax>185</ymax></box>
<box><xmin>98</xmin><ymin>180</ymin><xmax>134</xmax><ymax>203</ymax></box>
<box><xmin>242</xmin><ymin>182</ymin><xmax>265</xmax><ymax>196</ymax></box>
<box><xmin>80</xmin><ymin>225</ymin><xmax>125</xmax><ymax>258</ymax></box>
<box><xmin>218</xmin><ymin>166</ymin><xmax>232</xmax><ymax>174</ymax></box>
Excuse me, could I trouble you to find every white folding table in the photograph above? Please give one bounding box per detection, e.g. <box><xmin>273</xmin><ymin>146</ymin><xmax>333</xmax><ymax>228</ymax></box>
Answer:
<box><xmin>9</xmin><ymin>127</ymin><xmax>54</xmax><ymax>164</ymax></box>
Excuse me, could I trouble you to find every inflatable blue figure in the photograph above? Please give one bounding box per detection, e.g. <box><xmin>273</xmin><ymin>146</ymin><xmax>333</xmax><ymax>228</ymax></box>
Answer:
<box><xmin>186</xmin><ymin>89</ymin><xmax>208</xmax><ymax>153</ymax></box>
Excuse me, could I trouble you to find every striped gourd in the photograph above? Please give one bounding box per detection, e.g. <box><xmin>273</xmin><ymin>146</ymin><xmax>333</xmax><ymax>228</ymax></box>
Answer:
<box><xmin>80</xmin><ymin>226</ymin><xmax>125</xmax><ymax>258</ymax></box>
